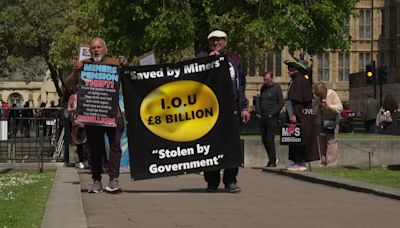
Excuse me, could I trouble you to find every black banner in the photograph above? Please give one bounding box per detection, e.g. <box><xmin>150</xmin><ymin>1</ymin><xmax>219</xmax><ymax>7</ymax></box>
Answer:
<box><xmin>76</xmin><ymin>62</ymin><xmax>120</xmax><ymax>127</ymax></box>
<box><xmin>121</xmin><ymin>55</ymin><xmax>242</xmax><ymax>180</ymax></box>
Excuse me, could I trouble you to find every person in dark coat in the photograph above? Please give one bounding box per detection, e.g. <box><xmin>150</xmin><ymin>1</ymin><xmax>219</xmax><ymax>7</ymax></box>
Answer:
<box><xmin>258</xmin><ymin>71</ymin><xmax>284</xmax><ymax>167</ymax></box>
<box><xmin>37</xmin><ymin>102</ymin><xmax>47</xmax><ymax>136</ymax></box>
<box><xmin>284</xmin><ymin>58</ymin><xmax>320</xmax><ymax>171</ymax></box>
<box><xmin>9</xmin><ymin>103</ymin><xmax>20</xmax><ymax>136</ymax></box>
<box><xmin>21</xmin><ymin>102</ymin><xmax>33</xmax><ymax>138</ymax></box>
<box><xmin>363</xmin><ymin>93</ymin><xmax>380</xmax><ymax>134</ymax></box>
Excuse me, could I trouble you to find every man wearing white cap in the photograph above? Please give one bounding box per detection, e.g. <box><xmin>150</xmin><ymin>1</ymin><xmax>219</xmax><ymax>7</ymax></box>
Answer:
<box><xmin>197</xmin><ymin>30</ymin><xmax>251</xmax><ymax>193</ymax></box>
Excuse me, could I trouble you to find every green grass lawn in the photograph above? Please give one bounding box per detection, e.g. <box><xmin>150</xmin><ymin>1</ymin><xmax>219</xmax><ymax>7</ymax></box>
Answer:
<box><xmin>312</xmin><ymin>166</ymin><xmax>400</xmax><ymax>189</ymax></box>
<box><xmin>337</xmin><ymin>133</ymin><xmax>400</xmax><ymax>139</ymax></box>
<box><xmin>0</xmin><ymin>170</ymin><xmax>55</xmax><ymax>228</ymax></box>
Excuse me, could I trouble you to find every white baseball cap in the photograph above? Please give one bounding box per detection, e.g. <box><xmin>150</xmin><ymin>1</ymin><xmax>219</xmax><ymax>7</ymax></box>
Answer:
<box><xmin>207</xmin><ymin>30</ymin><xmax>227</xmax><ymax>39</ymax></box>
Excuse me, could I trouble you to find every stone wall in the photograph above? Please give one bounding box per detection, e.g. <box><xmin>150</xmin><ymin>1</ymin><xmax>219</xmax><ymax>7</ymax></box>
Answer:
<box><xmin>243</xmin><ymin>137</ymin><xmax>400</xmax><ymax>167</ymax></box>
<box><xmin>0</xmin><ymin>70</ymin><xmax>59</xmax><ymax>107</ymax></box>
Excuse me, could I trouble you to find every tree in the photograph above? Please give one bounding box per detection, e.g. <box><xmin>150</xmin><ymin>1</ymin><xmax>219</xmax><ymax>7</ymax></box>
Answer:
<box><xmin>97</xmin><ymin>0</ymin><xmax>357</xmax><ymax>63</ymax></box>
<box><xmin>0</xmin><ymin>0</ymin><xmax>101</xmax><ymax>100</ymax></box>
<box><xmin>268</xmin><ymin>0</ymin><xmax>358</xmax><ymax>56</ymax></box>
<box><xmin>49</xmin><ymin>0</ymin><xmax>102</xmax><ymax>72</ymax></box>
<box><xmin>1</xmin><ymin>0</ymin><xmax>358</xmax><ymax>95</ymax></box>
<box><xmin>0</xmin><ymin>0</ymin><xmax>69</xmax><ymax>97</ymax></box>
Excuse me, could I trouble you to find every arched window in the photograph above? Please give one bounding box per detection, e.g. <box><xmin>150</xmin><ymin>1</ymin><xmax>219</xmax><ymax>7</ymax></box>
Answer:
<box><xmin>8</xmin><ymin>93</ymin><xmax>23</xmax><ymax>107</ymax></box>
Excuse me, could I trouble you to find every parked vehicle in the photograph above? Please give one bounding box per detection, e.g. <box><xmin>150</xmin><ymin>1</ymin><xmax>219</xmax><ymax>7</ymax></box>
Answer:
<box><xmin>339</xmin><ymin>102</ymin><xmax>355</xmax><ymax>133</ymax></box>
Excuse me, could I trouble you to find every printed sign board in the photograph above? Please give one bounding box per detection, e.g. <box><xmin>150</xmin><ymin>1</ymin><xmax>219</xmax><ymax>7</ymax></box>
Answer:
<box><xmin>121</xmin><ymin>55</ymin><xmax>242</xmax><ymax>180</ymax></box>
<box><xmin>280</xmin><ymin>123</ymin><xmax>306</xmax><ymax>145</ymax></box>
<box><xmin>76</xmin><ymin>62</ymin><xmax>120</xmax><ymax>127</ymax></box>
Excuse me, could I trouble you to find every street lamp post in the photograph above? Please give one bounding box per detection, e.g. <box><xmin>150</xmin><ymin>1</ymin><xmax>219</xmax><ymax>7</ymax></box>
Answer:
<box><xmin>371</xmin><ymin>0</ymin><xmax>376</xmax><ymax>99</ymax></box>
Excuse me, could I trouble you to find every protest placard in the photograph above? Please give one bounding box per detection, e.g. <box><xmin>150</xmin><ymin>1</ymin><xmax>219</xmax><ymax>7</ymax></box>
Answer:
<box><xmin>76</xmin><ymin>62</ymin><xmax>120</xmax><ymax>127</ymax></box>
<box><xmin>121</xmin><ymin>55</ymin><xmax>242</xmax><ymax>180</ymax></box>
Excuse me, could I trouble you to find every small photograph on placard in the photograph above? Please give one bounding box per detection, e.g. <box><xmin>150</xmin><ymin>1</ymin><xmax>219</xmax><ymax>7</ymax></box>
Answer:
<box><xmin>79</xmin><ymin>45</ymin><xmax>91</xmax><ymax>61</ymax></box>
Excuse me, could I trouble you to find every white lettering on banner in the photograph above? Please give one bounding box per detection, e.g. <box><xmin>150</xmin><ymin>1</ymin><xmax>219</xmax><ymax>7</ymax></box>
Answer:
<box><xmin>281</xmin><ymin>127</ymin><xmax>301</xmax><ymax>136</ymax></box>
<box><xmin>166</xmin><ymin>67</ymin><xmax>181</xmax><ymax>78</ymax></box>
<box><xmin>281</xmin><ymin>127</ymin><xmax>289</xmax><ymax>136</ymax></box>
<box><xmin>183</xmin><ymin>59</ymin><xmax>221</xmax><ymax>74</ymax></box>
<box><xmin>152</xmin><ymin>144</ymin><xmax>211</xmax><ymax>159</ymax></box>
<box><xmin>127</xmin><ymin>58</ymin><xmax>223</xmax><ymax>81</ymax></box>
<box><xmin>302</xmin><ymin>108</ymin><xmax>315</xmax><ymax>115</ymax></box>
<box><xmin>196</xmin><ymin>144</ymin><xmax>210</xmax><ymax>155</ymax></box>
<box><xmin>129</xmin><ymin>69</ymin><xmax>164</xmax><ymax>80</ymax></box>
<box><xmin>294</xmin><ymin>127</ymin><xmax>301</xmax><ymax>136</ymax></box>
<box><xmin>148</xmin><ymin>154</ymin><xmax>224</xmax><ymax>174</ymax></box>
<box><xmin>153</xmin><ymin>147</ymin><xmax>195</xmax><ymax>159</ymax></box>
<box><xmin>281</xmin><ymin>137</ymin><xmax>302</xmax><ymax>142</ymax></box>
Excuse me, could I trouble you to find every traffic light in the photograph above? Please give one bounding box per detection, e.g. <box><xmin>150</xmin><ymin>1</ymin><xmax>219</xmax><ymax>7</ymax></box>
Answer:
<box><xmin>379</xmin><ymin>65</ymin><xmax>387</xmax><ymax>84</ymax></box>
<box><xmin>366</xmin><ymin>64</ymin><xmax>374</xmax><ymax>85</ymax></box>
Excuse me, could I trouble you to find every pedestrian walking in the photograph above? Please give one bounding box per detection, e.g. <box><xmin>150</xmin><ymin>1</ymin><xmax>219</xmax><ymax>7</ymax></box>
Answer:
<box><xmin>65</xmin><ymin>37</ymin><xmax>126</xmax><ymax>193</ymax></box>
<box><xmin>257</xmin><ymin>71</ymin><xmax>284</xmax><ymax>167</ymax></box>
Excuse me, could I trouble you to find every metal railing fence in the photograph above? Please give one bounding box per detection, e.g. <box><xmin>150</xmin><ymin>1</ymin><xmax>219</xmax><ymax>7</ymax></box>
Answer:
<box><xmin>0</xmin><ymin>108</ymin><xmax>64</xmax><ymax>169</ymax></box>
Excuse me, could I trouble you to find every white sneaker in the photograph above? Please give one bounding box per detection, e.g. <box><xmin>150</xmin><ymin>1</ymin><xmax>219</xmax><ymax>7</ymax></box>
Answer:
<box><xmin>78</xmin><ymin>162</ymin><xmax>85</xmax><ymax>169</ymax></box>
<box><xmin>88</xmin><ymin>180</ymin><xmax>102</xmax><ymax>193</ymax></box>
<box><xmin>105</xmin><ymin>178</ymin><xmax>122</xmax><ymax>193</ymax></box>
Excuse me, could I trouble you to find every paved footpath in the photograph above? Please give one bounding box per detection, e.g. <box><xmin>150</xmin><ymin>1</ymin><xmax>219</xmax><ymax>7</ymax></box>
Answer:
<box><xmin>78</xmin><ymin>168</ymin><xmax>400</xmax><ymax>228</ymax></box>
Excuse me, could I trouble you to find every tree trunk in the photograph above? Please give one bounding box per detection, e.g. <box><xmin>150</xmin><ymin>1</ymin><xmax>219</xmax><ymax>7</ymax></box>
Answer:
<box><xmin>46</xmin><ymin>61</ymin><xmax>67</xmax><ymax>104</ymax></box>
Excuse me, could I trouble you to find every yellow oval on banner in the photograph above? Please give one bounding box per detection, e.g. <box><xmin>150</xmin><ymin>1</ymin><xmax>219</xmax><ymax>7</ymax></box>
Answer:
<box><xmin>140</xmin><ymin>80</ymin><xmax>219</xmax><ymax>142</ymax></box>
